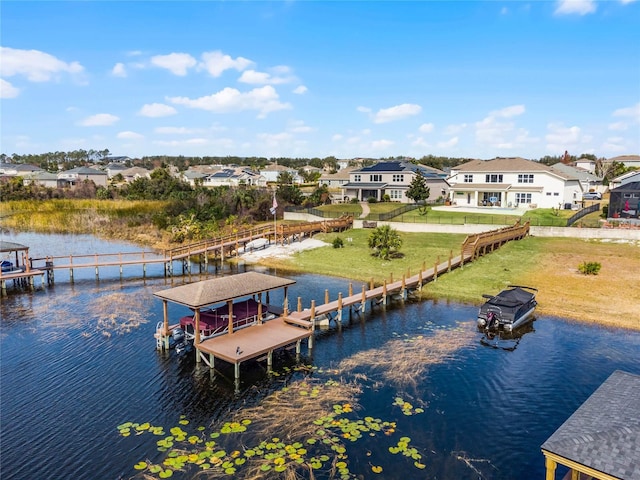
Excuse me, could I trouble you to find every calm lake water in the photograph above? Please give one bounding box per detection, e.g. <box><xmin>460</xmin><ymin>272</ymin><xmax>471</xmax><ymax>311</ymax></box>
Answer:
<box><xmin>1</xmin><ymin>232</ymin><xmax>639</xmax><ymax>480</ymax></box>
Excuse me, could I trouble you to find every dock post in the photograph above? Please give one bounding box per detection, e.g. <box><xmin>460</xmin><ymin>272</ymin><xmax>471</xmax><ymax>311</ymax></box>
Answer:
<box><xmin>337</xmin><ymin>292</ymin><xmax>343</xmax><ymax>323</ymax></box>
<box><xmin>325</xmin><ymin>289</ymin><xmax>329</xmax><ymax>305</ymax></box>
<box><xmin>382</xmin><ymin>280</ymin><xmax>387</xmax><ymax>306</ymax></box>
<box><xmin>267</xmin><ymin>352</ymin><xmax>272</xmax><ymax>372</ymax></box>
<box><xmin>235</xmin><ymin>362</ymin><xmax>240</xmax><ymax>382</ymax></box>
<box><xmin>401</xmin><ymin>275</ymin><xmax>406</xmax><ymax>300</ymax></box>
<box><xmin>95</xmin><ymin>254</ymin><xmax>99</xmax><ymax>280</ymax></box>
<box><xmin>69</xmin><ymin>254</ymin><xmax>74</xmax><ymax>283</ymax></box>
<box><xmin>297</xmin><ymin>296</ymin><xmax>302</xmax><ymax>312</ymax></box>
<box><xmin>361</xmin><ymin>285</ymin><xmax>366</xmax><ymax>314</ymax></box>
<box><xmin>309</xmin><ymin>300</ymin><xmax>316</xmax><ymax>349</ymax></box>
<box><xmin>418</xmin><ymin>271</ymin><xmax>423</xmax><ymax>291</ymax></box>
<box><xmin>1</xmin><ymin>279</ymin><xmax>6</xmax><ymax>296</ymax></box>
<box><xmin>448</xmin><ymin>250</ymin><xmax>453</xmax><ymax>272</ymax></box>
<box><xmin>296</xmin><ymin>339</ymin><xmax>301</xmax><ymax>358</ymax></box>
<box><xmin>349</xmin><ymin>283</ymin><xmax>353</xmax><ymax>297</ymax></box>
<box><xmin>209</xmin><ymin>354</ymin><xmax>215</xmax><ymax>368</ymax></box>
<box><xmin>434</xmin><ymin>260</ymin><xmax>438</xmax><ymax>281</ymax></box>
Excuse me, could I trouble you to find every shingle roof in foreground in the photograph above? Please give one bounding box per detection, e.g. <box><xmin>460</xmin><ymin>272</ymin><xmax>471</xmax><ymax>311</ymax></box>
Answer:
<box><xmin>153</xmin><ymin>272</ymin><xmax>296</xmax><ymax>309</ymax></box>
<box><xmin>541</xmin><ymin>370</ymin><xmax>640</xmax><ymax>480</ymax></box>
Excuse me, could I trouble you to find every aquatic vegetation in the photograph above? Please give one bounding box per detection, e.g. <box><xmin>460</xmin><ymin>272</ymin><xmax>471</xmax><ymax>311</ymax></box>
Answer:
<box><xmin>118</xmin><ymin>324</ymin><xmax>478</xmax><ymax>478</ymax></box>
<box><xmin>338</xmin><ymin>321</ymin><xmax>475</xmax><ymax>388</ymax></box>
<box><xmin>90</xmin><ymin>292</ymin><xmax>149</xmax><ymax>336</ymax></box>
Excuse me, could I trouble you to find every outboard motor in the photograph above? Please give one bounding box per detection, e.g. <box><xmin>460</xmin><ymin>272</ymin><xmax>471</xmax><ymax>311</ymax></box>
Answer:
<box><xmin>172</xmin><ymin>327</ymin><xmax>185</xmax><ymax>344</ymax></box>
<box><xmin>486</xmin><ymin>311</ymin><xmax>498</xmax><ymax>331</ymax></box>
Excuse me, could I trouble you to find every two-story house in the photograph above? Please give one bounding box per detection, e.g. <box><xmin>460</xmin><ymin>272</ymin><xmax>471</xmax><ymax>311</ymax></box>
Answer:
<box><xmin>447</xmin><ymin>157</ymin><xmax>582</xmax><ymax>209</ymax></box>
<box><xmin>259</xmin><ymin>164</ymin><xmax>303</xmax><ymax>184</ymax></box>
<box><xmin>341</xmin><ymin>161</ymin><xmax>449</xmax><ymax>204</ymax></box>
<box><xmin>202</xmin><ymin>167</ymin><xmax>266</xmax><ymax>188</ymax></box>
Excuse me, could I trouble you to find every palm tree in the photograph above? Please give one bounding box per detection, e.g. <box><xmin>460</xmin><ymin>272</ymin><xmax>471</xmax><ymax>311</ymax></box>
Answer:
<box><xmin>367</xmin><ymin>225</ymin><xmax>402</xmax><ymax>260</ymax></box>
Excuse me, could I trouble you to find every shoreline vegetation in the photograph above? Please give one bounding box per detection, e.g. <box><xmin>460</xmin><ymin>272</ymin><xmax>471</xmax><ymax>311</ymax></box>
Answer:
<box><xmin>1</xmin><ymin>200</ymin><xmax>638</xmax><ymax>331</ymax></box>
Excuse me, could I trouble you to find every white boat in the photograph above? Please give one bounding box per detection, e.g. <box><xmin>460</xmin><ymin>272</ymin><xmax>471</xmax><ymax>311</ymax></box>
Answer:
<box><xmin>477</xmin><ymin>285</ymin><xmax>538</xmax><ymax>332</ymax></box>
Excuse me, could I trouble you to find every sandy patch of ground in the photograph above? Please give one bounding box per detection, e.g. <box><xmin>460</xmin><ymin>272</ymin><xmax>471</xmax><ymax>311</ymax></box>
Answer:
<box><xmin>240</xmin><ymin>238</ymin><xmax>330</xmax><ymax>263</ymax></box>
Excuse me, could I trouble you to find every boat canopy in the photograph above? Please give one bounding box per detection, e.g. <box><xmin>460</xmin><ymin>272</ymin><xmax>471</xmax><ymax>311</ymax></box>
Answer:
<box><xmin>485</xmin><ymin>287</ymin><xmax>535</xmax><ymax>308</ymax></box>
<box><xmin>153</xmin><ymin>271</ymin><xmax>295</xmax><ymax>309</ymax></box>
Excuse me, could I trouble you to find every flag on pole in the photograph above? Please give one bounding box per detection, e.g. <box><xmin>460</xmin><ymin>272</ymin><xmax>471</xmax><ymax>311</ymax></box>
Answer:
<box><xmin>270</xmin><ymin>194</ymin><xmax>278</xmax><ymax>215</ymax></box>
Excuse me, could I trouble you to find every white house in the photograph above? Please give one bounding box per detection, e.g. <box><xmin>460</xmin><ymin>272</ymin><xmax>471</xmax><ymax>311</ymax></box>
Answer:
<box><xmin>201</xmin><ymin>168</ymin><xmax>266</xmax><ymax>188</ymax></box>
<box><xmin>341</xmin><ymin>160</ymin><xmax>449</xmax><ymax>204</ymax></box>
<box><xmin>447</xmin><ymin>157</ymin><xmax>582</xmax><ymax>209</ymax></box>
<box><xmin>259</xmin><ymin>164</ymin><xmax>302</xmax><ymax>184</ymax></box>
<box><xmin>549</xmin><ymin>163</ymin><xmax>603</xmax><ymax>196</ymax></box>
<box><xmin>119</xmin><ymin>167</ymin><xmax>152</xmax><ymax>183</ymax></box>
<box><xmin>607</xmin><ymin>154</ymin><xmax>640</xmax><ymax>169</ymax></box>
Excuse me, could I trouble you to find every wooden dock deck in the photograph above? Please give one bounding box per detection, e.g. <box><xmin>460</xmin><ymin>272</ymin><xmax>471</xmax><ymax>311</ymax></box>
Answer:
<box><xmin>196</xmin><ymin>318</ymin><xmax>312</xmax><ymax>379</ymax></box>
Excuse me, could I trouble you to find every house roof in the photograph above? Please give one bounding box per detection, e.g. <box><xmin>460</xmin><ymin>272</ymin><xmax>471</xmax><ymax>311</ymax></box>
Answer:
<box><xmin>541</xmin><ymin>370</ymin><xmax>640</xmax><ymax>480</ymax></box>
<box><xmin>153</xmin><ymin>272</ymin><xmax>296</xmax><ymax>309</ymax></box>
<box><xmin>610</xmin><ymin>181</ymin><xmax>640</xmax><ymax>192</ymax></box>
<box><xmin>456</xmin><ymin>157</ymin><xmax>552</xmax><ymax>173</ymax></box>
<box><xmin>550</xmin><ymin>163</ymin><xmax>601</xmax><ymax>182</ymax></box>
<box><xmin>607</xmin><ymin>154</ymin><xmax>640</xmax><ymax>164</ymax></box>
<box><xmin>342</xmin><ymin>182</ymin><xmax>388</xmax><ymax>189</ymax></box>
<box><xmin>61</xmin><ymin>166</ymin><xmax>107</xmax><ymax>175</ymax></box>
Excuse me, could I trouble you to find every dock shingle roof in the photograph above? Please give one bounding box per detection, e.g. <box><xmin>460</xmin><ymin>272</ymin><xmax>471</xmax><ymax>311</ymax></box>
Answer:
<box><xmin>153</xmin><ymin>272</ymin><xmax>296</xmax><ymax>309</ymax></box>
<box><xmin>541</xmin><ymin>370</ymin><xmax>640</xmax><ymax>480</ymax></box>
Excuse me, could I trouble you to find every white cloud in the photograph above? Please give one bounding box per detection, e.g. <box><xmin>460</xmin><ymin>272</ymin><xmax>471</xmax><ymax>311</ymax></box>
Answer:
<box><xmin>155</xmin><ymin>126</ymin><xmax>201</xmax><ymax>135</ymax></box>
<box><xmin>288</xmin><ymin>120</ymin><xmax>314</xmax><ymax>133</ymax></box>
<box><xmin>411</xmin><ymin>137</ymin><xmax>431</xmax><ymax>148</ymax></box>
<box><xmin>150</xmin><ymin>53</ymin><xmax>197</xmax><ymax>76</ymax></box>
<box><xmin>332</xmin><ymin>134</ymin><xmax>343</xmax><ymax>141</ymax></box>
<box><xmin>418</xmin><ymin>123</ymin><xmax>434</xmax><ymax>133</ymax></box>
<box><xmin>117</xmin><ymin>131</ymin><xmax>144</xmax><ymax>139</ymax></box>
<box><xmin>293</xmin><ymin>85</ymin><xmax>308</xmax><ymax>94</ymax></box>
<box><xmin>0</xmin><ymin>78</ymin><xmax>20</xmax><ymax>98</ymax></box>
<box><xmin>0</xmin><ymin>46</ymin><xmax>84</xmax><ymax>82</ymax></box>
<box><xmin>138</xmin><ymin>103</ymin><xmax>178</xmax><ymax>118</ymax></box>
<box><xmin>554</xmin><ymin>0</ymin><xmax>597</xmax><ymax>15</ymax></box>
<box><xmin>198</xmin><ymin>50</ymin><xmax>254</xmax><ymax>77</ymax></box>
<box><xmin>612</xmin><ymin>102</ymin><xmax>640</xmax><ymax>121</ymax></box>
<box><xmin>168</xmin><ymin>85</ymin><xmax>291</xmax><ymax>118</ymax></box>
<box><xmin>489</xmin><ymin>104</ymin><xmax>525</xmax><ymax>118</ymax></box>
<box><xmin>601</xmin><ymin>136</ymin><xmax>628</xmax><ymax>152</ymax></box>
<box><xmin>238</xmin><ymin>69</ymin><xmax>293</xmax><ymax>85</ymax></box>
<box><xmin>608</xmin><ymin>122</ymin><xmax>628</xmax><ymax>131</ymax></box>
<box><xmin>545</xmin><ymin>123</ymin><xmax>587</xmax><ymax>152</ymax></box>
<box><xmin>371</xmin><ymin>139</ymin><xmax>394</xmax><ymax>149</ymax></box>
<box><xmin>79</xmin><ymin>113</ymin><xmax>119</xmax><ymax>126</ymax></box>
<box><xmin>111</xmin><ymin>63</ymin><xmax>127</xmax><ymax>77</ymax></box>
<box><xmin>475</xmin><ymin>106</ymin><xmax>529</xmax><ymax>149</ymax></box>
<box><xmin>437</xmin><ymin>137</ymin><xmax>459</xmax><ymax>149</ymax></box>
<box><xmin>372</xmin><ymin>103</ymin><xmax>422</xmax><ymax>124</ymax></box>
<box><xmin>444</xmin><ymin>123</ymin><xmax>467</xmax><ymax>135</ymax></box>
<box><xmin>357</xmin><ymin>106</ymin><xmax>372</xmax><ymax>113</ymax></box>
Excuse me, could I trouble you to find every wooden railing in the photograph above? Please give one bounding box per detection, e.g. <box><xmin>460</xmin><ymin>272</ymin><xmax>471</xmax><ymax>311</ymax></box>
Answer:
<box><xmin>461</xmin><ymin>221</ymin><xmax>530</xmax><ymax>261</ymax></box>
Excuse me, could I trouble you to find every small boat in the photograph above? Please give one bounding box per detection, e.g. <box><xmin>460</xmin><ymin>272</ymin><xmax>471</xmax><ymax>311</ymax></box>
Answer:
<box><xmin>477</xmin><ymin>285</ymin><xmax>538</xmax><ymax>332</ymax></box>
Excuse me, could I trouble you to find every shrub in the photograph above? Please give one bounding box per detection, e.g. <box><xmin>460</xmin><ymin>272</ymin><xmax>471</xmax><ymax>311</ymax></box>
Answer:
<box><xmin>350</xmin><ymin>197</ymin><xmax>360</xmax><ymax>204</ymax></box>
<box><xmin>367</xmin><ymin>196</ymin><xmax>377</xmax><ymax>204</ymax></box>
<box><xmin>332</xmin><ymin>237</ymin><xmax>344</xmax><ymax>249</ymax></box>
<box><xmin>578</xmin><ymin>261</ymin><xmax>601</xmax><ymax>275</ymax></box>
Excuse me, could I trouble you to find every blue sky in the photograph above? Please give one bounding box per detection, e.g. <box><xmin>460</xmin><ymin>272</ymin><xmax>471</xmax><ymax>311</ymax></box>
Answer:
<box><xmin>1</xmin><ymin>1</ymin><xmax>639</xmax><ymax>160</ymax></box>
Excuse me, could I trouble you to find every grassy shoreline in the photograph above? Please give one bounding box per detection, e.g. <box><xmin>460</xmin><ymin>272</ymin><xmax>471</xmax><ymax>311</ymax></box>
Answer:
<box><xmin>245</xmin><ymin>232</ymin><xmax>640</xmax><ymax>332</ymax></box>
<box><xmin>3</xmin><ymin>200</ymin><xmax>638</xmax><ymax>331</ymax></box>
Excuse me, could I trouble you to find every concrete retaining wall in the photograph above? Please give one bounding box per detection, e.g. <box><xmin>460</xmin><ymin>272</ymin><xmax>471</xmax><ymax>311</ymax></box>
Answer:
<box><xmin>283</xmin><ymin>212</ymin><xmax>640</xmax><ymax>241</ymax></box>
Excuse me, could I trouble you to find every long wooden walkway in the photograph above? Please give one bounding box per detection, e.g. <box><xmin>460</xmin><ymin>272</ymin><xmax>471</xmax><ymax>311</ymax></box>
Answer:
<box><xmin>23</xmin><ymin>216</ymin><xmax>354</xmax><ymax>286</ymax></box>
<box><xmin>190</xmin><ymin>221</ymin><xmax>530</xmax><ymax>384</ymax></box>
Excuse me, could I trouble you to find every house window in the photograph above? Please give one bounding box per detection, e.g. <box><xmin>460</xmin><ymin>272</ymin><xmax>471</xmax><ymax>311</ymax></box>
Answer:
<box><xmin>485</xmin><ymin>174</ymin><xmax>503</xmax><ymax>183</ymax></box>
<box><xmin>370</xmin><ymin>174</ymin><xmax>382</xmax><ymax>182</ymax></box>
<box><xmin>389</xmin><ymin>190</ymin><xmax>403</xmax><ymax>199</ymax></box>
<box><xmin>516</xmin><ymin>193</ymin><xmax>532</xmax><ymax>204</ymax></box>
<box><xmin>546</xmin><ymin>192</ymin><xmax>552</xmax><ymax>196</ymax></box>
<box><xmin>354</xmin><ymin>174</ymin><xmax>361</xmax><ymax>182</ymax></box>
<box><xmin>392</xmin><ymin>174</ymin><xmax>404</xmax><ymax>182</ymax></box>
<box><xmin>464</xmin><ymin>174</ymin><xmax>473</xmax><ymax>183</ymax></box>
<box><xmin>518</xmin><ymin>174</ymin><xmax>534</xmax><ymax>183</ymax></box>
<box><xmin>553</xmin><ymin>192</ymin><xmax>559</xmax><ymax>196</ymax></box>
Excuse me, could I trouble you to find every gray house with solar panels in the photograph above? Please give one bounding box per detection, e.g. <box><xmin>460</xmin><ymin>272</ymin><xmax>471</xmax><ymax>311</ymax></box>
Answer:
<box><xmin>340</xmin><ymin>160</ymin><xmax>449</xmax><ymax>204</ymax></box>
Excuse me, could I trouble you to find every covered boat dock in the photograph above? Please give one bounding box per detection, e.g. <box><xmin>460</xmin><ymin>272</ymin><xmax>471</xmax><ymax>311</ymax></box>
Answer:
<box><xmin>154</xmin><ymin>272</ymin><xmax>313</xmax><ymax>381</ymax></box>
<box><xmin>0</xmin><ymin>241</ymin><xmax>46</xmax><ymax>295</ymax></box>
